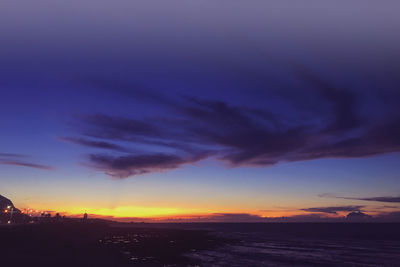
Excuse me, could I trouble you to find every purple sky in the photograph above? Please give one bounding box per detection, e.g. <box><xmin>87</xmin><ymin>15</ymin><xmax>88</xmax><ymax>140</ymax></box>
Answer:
<box><xmin>1</xmin><ymin>0</ymin><xmax>400</xmax><ymax>221</ymax></box>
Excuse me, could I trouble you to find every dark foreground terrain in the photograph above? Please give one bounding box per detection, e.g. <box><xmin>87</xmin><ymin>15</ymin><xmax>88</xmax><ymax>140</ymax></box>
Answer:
<box><xmin>1</xmin><ymin>223</ymin><xmax>400</xmax><ymax>266</ymax></box>
<box><xmin>0</xmin><ymin>222</ymin><xmax>226</xmax><ymax>267</ymax></box>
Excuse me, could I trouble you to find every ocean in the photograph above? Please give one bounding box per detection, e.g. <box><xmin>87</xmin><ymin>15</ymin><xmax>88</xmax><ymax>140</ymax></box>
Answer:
<box><xmin>178</xmin><ymin>223</ymin><xmax>400</xmax><ymax>266</ymax></box>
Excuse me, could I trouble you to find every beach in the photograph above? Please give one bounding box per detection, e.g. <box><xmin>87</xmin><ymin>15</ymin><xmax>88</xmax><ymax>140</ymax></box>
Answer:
<box><xmin>1</xmin><ymin>223</ymin><xmax>400</xmax><ymax>266</ymax></box>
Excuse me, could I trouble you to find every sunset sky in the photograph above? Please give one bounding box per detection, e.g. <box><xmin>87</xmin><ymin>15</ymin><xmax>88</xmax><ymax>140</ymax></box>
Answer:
<box><xmin>1</xmin><ymin>0</ymin><xmax>400</xmax><ymax>221</ymax></box>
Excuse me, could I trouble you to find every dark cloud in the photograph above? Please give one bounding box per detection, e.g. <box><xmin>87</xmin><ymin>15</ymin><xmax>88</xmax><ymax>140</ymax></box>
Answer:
<box><xmin>88</xmin><ymin>152</ymin><xmax>209</xmax><ymax>179</ymax></box>
<box><xmin>301</xmin><ymin>205</ymin><xmax>364</xmax><ymax>214</ymax></box>
<box><xmin>355</xmin><ymin>197</ymin><xmax>400</xmax><ymax>203</ymax></box>
<box><xmin>70</xmin><ymin>68</ymin><xmax>400</xmax><ymax>178</ymax></box>
<box><xmin>76</xmin><ymin>114</ymin><xmax>198</xmax><ymax>153</ymax></box>
<box><xmin>319</xmin><ymin>193</ymin><xmax>400</xmax><ymax>203</ymax></box>
<box><xmin>60</xmin><ymin>137</ymin><xmax>131</xmax><ymax>153</ymax></box>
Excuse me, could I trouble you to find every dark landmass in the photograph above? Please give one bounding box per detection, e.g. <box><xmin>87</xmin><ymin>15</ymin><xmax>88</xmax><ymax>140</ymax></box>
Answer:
<box><xmin>0</xmin><ymin>194</ymin><xmax>17</xmax><ymax>211</ymax></box>
<box><xmin>0</xmin><ymin>222</ymin><xmax>227</xmax><ymax>267</ymax></box>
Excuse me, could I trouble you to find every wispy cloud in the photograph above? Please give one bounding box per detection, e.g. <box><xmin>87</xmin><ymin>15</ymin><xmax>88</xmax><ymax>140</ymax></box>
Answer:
<box><xmin>301</xmin><ymin>205</ymin><xmax>364</xmax><ymax>214</ymax></box>
<box><xmin>59</xmin><ymin>136</ymin><xmax>132</xmax><ymax>153</ymax></box>
<box><xmin>0</xmin><ymin>152</ymin><xmax>54</xmax><ymax>170</ymax></box>
<box><xmin>319</xmin><ymin>193</ymin><xmax>400</xmax><ymax>203</ymax></box>
<box><xmin>0</xmin><ymin>160</ymin><xmax>54</xmax><ymax>170</ymax></box>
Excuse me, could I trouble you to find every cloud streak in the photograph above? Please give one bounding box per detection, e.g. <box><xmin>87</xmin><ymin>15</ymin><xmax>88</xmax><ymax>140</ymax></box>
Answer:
<box><xmin>0</xmin><ymin>160</ymin><xmax>54</xmax><ymax>170</ymax></box>
<box><xmin>88</xmin><ymin>152</ymin><xmax>209</xmax><ymax>178</ymax></box>
<box><xmin>60</xmin><ymin>137</ymin><xmax>131</xmax><ymax>153</ymax></box>
<box><xmin>356</xmin><ymin>197</ymin><xmax>400</xmax><ymax>203</ymax></box>
<box><xmin>0</xmin><ymin>152</ymin><xmax>54</xmax><ymax>170</ymax></box>
<box><xmin>301</xmin><ymin>205</ymin><xmax>364</xmax><ymax>214</ymax></box>
<box><xmin>319</xmin><ymin>193</ymin><xmax>400</xmax><ymax>203</ymax></box>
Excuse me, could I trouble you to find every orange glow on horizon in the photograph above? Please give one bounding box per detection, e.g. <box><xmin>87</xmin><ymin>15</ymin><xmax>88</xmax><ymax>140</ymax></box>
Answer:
<box><xmin>18</xmin><ymin>204</ymin><xmax>319</xmax><ymax>221</ymax></box>
<box><xmin>69</xmin><ymin>206</ymin><xmax>197</xmax><ymax>218</ymax></box>
<box><xmin>22</xmin><ymin>205</ymin><xmax>214</xmax><ymax>219</ymax></box>
<box><xmin>17</xmin><ymin>202</ymin><xmax>373</xmax><ymax>221</ymax></box>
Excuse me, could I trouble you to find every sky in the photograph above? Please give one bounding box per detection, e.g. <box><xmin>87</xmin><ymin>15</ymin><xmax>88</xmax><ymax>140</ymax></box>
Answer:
<box><xmin>1</xmin><ymin>0</ymin><xmax>400</xmax><ymax>221</ymax></box>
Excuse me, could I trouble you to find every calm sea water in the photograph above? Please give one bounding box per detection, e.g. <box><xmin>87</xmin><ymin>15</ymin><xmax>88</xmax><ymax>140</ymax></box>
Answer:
<box><xmin>180</xmin><ymin>223</ymin><xmax>400</xmax><ymax>266</ymax></box>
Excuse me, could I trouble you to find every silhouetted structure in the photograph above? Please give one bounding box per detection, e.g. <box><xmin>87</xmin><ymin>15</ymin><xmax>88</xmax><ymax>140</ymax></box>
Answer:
<box><xmin>83</xmin><ymin>212</ymin><xmax>88</xmax><ymax>223</ymax></box>
<box><xmin>55</xmin><ymin>213</ymin><xmax>62</xmax><ymax>222</ymax></box>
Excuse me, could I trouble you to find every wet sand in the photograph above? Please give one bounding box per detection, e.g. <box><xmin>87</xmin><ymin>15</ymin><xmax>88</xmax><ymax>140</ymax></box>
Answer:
<box><xmin>0</xmin><ymin>223</ymin><xmax>226</xmax><ymax>267</ymax></box>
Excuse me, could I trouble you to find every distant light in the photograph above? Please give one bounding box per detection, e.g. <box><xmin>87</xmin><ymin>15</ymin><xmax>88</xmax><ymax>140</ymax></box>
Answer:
<box><xmin>7</xmin><ymin>221</ymin><xmax>11</xmax><ymax>224</ymax></box>
<box><xmin>4</xmin><ymin>210</ymin><xmax>8</xmax><ymax>213</ymax></box>
<box><xmin>7</xmin><ymin>206</ymin><xmax>11</xmax><ymax>209</ymax></box>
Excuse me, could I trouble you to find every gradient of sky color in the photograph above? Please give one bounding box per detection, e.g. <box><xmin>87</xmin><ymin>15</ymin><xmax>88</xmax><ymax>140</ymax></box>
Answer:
<box><xmin>1</xmin><ymin>0</ymin><xmax>400</xmax><ymax>221</ymax></box>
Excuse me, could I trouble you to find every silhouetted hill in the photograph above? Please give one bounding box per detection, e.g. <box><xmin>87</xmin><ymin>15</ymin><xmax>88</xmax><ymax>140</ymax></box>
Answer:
<box><xmin>346</xmin><ymin>211</ymin><xmax>372</xmax><ymax>222</ymax></box>
<box><xmin>0</xmin><ymin>194</ymin><xmax>28</xmax><ymax>224</ymax></box>
<box><xmin>0</xmin><ymin>194</ymin><xmax>19</xmax><ymax>212</ymax></box>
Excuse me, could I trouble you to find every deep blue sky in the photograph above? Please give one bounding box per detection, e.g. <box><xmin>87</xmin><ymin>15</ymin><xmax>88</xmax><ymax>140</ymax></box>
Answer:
<box><xmin>1</xmin><ymin>0</ymin><xmax>400</xmax><ymax>220</ymax></box>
